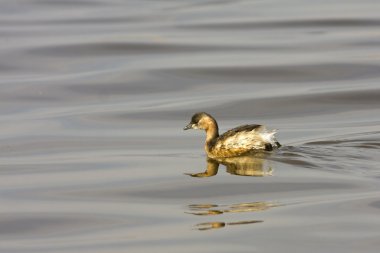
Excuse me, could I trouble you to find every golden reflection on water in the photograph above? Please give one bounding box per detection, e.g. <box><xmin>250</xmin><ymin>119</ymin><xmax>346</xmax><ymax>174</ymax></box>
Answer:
<box><xmin>195</xmin><ymin>220</ymin><xmax>263</xmax><ymax>231</ymax></box>
<box><xmin>186</xmin><ymin>153</ymin><xmax>273</xmax><ymax>177</ymax></box>
<box><xmin>187</xmin><ymin>201</ymin><xmax>278</xmax><ymax>231</ymax></box>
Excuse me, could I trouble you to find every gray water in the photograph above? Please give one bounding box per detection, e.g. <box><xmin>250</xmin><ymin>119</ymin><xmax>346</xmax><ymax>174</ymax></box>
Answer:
<box><xmin>1</xmin><ymin>0</ymin><xmax>380</xmax><ymax>252</ymax></box>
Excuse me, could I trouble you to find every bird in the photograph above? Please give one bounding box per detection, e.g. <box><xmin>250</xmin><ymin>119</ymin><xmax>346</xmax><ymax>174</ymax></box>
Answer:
<box><xmin>184</xmin><ymin>112</ymin><xmax>281</xmax><ymax>158</ymax></box>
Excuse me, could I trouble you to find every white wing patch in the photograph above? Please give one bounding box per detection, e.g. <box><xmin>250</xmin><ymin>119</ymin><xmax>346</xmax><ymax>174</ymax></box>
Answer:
<box><xmin>260</xmin><ymin>129</ymin><xmax>277</xmax><ymax>143</ymax></box>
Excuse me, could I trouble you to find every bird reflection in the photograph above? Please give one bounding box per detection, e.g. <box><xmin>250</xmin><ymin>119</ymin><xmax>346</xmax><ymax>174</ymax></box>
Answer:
<box><xmin>186</xmin><ymin>152</ymin><xmax>273</xmax><ymax>177</ymax></box>
<box><xmin>187</xmin><ymin>202</ymin><xmax>277</xmax><ymax>216</ymax></box>
<box><xmin>187</xmin><ymin>201</ymin><xmax>278</xmax><ymax>231</ymax></box>
<box><xmin>195</xmin><ymin>220</ymin><xmax>263</xmax><ymax>231</ymax></box>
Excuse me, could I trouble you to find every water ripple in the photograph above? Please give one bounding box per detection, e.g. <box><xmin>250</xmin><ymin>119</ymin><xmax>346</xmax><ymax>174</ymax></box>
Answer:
<box><xmin>180</xmin><ymin>18</ymin><xmax>380</xmax><ymax>30</ymax></box>
<box><xmin>156</xmin><ymin>63</ymin><xmax>380</xmax><ymax>83</ymax></box>
<box><xmin>0</xmin><ymin>213</ymin><xmax>125</xmax><ymax>239</ymax></box>
<box><xmin>27</xmin><ymin>42</ymin><xmax>288</xmax><ymax>57</ymax></box>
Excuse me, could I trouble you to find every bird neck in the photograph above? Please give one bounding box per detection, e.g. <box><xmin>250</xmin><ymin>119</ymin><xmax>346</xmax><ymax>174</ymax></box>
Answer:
<box><xmin>205</xmin><ymin>121</ymin><xmax>219</xmax><ymax>146</ymax></box>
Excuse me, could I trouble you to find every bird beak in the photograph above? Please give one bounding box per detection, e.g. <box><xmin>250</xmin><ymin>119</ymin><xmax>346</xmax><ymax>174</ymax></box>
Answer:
<box><xmin>183</xmin><ymin>123</ymin><xmax>193</xmax><ymax>130</ymax></box>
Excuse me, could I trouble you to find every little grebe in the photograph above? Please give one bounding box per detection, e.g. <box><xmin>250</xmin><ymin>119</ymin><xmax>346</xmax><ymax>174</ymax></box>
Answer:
<box><xmin>184</xmin><ymin>112</ymin><xmax>281</xmax><ymax>158</ymax></box>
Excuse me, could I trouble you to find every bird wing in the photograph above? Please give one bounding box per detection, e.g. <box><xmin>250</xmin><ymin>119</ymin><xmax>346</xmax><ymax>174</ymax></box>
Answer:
<box><xmin>215</xmin><ymin>124</ymin><xmax>265</xmax><ymax>151</ymax></box>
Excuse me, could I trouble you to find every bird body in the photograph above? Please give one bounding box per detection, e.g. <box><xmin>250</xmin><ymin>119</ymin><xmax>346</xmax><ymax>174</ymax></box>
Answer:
<box><xmin>184</xmin><ymin>112</ymin><xmax>280</xmax><ymax>158</ymax></box>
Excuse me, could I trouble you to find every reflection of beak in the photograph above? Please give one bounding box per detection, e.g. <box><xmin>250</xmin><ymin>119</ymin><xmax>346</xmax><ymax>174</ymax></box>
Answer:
<box><xmin>183</xmin><ymin>123</ymin><xmax>193</xmax><ymax>130</ymax></box>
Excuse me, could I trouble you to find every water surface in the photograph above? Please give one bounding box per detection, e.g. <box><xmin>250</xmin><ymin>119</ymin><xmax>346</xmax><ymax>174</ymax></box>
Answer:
<box><xmin>1</xmin><ymin>0</ymin><xmax>380</xmax><ymax>252</ymax></box>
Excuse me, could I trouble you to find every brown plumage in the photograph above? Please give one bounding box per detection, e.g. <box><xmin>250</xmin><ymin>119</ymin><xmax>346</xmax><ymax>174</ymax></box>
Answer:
<box><xmin>184</xmin><ymin>112</ymin><xmax>281</xmax><ymax>158</ymax></box>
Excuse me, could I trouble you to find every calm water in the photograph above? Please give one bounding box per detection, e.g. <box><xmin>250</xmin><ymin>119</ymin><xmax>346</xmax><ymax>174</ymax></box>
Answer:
<box><xmin>1</xmin><ymin>0</ymin><xmax>380</xmax><ymax>252</ymax></box>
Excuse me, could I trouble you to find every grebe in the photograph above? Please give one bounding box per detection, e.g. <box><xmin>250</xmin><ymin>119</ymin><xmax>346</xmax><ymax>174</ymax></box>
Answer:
<box><xmin>184</xmin><ymin>112</ymin><xmax>281</xmax><ymax>158</ymax></box>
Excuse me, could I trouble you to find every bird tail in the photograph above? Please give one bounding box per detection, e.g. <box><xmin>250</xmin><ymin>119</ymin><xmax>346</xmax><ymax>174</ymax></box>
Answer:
<box><xmin>261</xmin><ymin>129</ymin><xmax>281</xmax><ymax>148</ymax></box>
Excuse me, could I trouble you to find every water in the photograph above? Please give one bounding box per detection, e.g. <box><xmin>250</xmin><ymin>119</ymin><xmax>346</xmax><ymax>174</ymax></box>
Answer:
<box><xmin>1</xmin><ymin>0</ymin><xmax>380</xmax><ymax>252</ymax></box>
